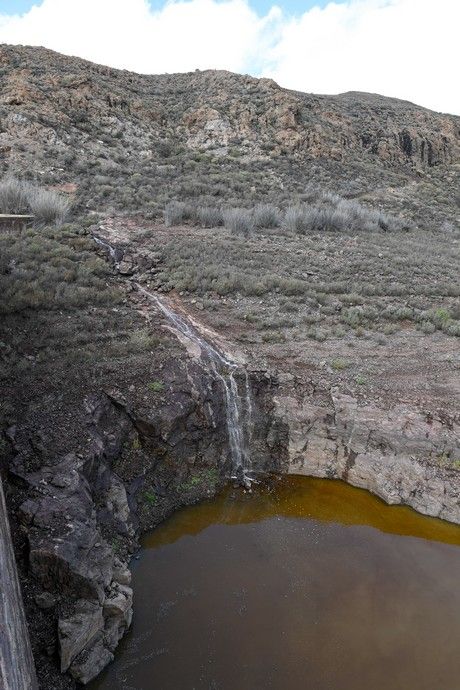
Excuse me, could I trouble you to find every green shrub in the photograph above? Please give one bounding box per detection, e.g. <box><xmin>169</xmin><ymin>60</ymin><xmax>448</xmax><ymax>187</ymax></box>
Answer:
<box><xmin>144</xmin><ymin>491</ymin><xmax>157</xmax><ymax>506</ymax></box>
<box><xmin>331</xmin><ymin>358</ymin><xmax>350</xmax><ymax>371</ymax></box>
<box><xmin>420</xmin><ymin>321</ymin><xmax>436</xmax><ymax>334</ymax></box>
<box><xmin>148</xmin><ymin>380</ymin><xmax>165</xmax><ymax>393</ymax></box>
<box><xmin>432</xmin><ymin>308</ymin><xmax>450</xmax><ymax>325</ymax></box>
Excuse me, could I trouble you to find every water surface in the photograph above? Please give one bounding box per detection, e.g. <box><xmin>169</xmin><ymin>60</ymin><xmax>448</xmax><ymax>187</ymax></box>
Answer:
<box><xmin>93</xmin><ymin>477</ymin><xmax>460</xmax><ymax>690</ymax></box>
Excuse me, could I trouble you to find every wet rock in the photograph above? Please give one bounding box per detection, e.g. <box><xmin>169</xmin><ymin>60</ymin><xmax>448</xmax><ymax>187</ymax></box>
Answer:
<box><xmin>69</xmin><ymin>634</ymin><xmax>114</xmax><ymax>685</ymax></box>
<box><xmin>117</xmin><ymin>259</ymin><xmax>134</xmax><ymax>275</ymax></box>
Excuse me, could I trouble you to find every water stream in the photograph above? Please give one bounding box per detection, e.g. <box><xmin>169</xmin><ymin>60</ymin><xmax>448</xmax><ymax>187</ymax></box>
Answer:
<box><xmin>93</xmin><ymin>235</ymin><xmax>120</xmax><ymax>262</ymax></box>
<box><xmin>137</xmin><ymin>286</ymin><xmax>253</xmax><ymax>484</ymax></box>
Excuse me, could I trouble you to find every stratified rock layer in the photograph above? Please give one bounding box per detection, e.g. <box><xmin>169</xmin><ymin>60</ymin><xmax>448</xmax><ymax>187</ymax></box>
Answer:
<box><xmin>274</xmin><ymin>388</ymin><xmax>460</xmax><ymax>523</ymax></box>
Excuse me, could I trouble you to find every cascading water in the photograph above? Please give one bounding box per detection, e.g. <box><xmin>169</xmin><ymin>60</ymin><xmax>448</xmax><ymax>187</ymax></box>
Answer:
<box><xmin>137</xmin><ymin>286</ymin><xmax>254</xmax><ymax>485</ymax></box>
<box><xmin>93</xmin><ymin>235</ymin><xmax>120</xmax><ymax>263</ymax></box>
<box><xmin>92</xmin><ymin>232</ymin><xmax>254</xmax><ymax>485</ymax></box>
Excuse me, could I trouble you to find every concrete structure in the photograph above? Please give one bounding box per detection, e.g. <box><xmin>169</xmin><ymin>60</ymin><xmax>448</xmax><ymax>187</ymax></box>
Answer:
<box><xmin>0</xmin><ymin>478</ymin><xmax>38</xmax><ymax>690</ymax></box>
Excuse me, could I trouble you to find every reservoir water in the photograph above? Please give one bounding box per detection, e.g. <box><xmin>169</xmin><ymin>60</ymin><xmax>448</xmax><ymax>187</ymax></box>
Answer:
<box><xmin>92</xmin><ymin>476</ymin><xmax>460</xmax><ymax>690</ymax></box>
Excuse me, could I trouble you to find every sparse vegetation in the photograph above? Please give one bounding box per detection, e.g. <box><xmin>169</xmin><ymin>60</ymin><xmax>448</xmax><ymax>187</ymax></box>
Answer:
<box><xmin>283</xmin><ymin>206</ymin><xmax>309</xmax><ymax>234</ymax></box>
<box><xmin>253</xmin><ymin>204</ymin><xmax>281</xmax><ymax>229</ymax></box>
<box><xmin>196</xmin><ymin>206</ymin><xmax>223</xmax><ymax>228</ymax></box>
<box><xmin>179</xmin><ymin>468</ymin><xmax>219</xmax><ymax>492</ymax></box>
<box><xmin>144</xmin><ymin>491</ymin><xmax>157</xmax><ymax>506</ymax></box>
<box><xmin>283</xmin><ymin>197</ymin><xmax>400</xmax><ymax>235</ymax></box>
<box><xmin>0</xmin><ymin>176</ymin><xmax>30</xmax><ymax>214</ymax></box>
<box><xmin>164</xmin><ymin>200</ymin><xmax>187</xmax><ymax>227</ymax></box>
<box><xmin>331</xmin><ymin>358</ymin><xmax>350</xmax><ymax>371</ymax></box>
<box><xmin>28</xmin><ymin>186</ymin><xmax>70</xmax><ymax>226</ymax></box>
<box><xmin>0</xmin><ymin>224</ymin><xmax>120</xmax><ymax>314</ymax></box>
<box><xmin>144</xmin><ymin>216</ymin><xmax>459</xmax><ymax>342</ymax></box>
<box><xmin>148</xmin><ymin>380</ymin><xmax>165</xmax><ymax>393</ymax></box>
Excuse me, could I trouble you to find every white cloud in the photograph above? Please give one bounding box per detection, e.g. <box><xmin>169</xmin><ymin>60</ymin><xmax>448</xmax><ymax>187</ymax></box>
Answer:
<box><xmin>0</xmin><ymin>0</ymin><xmax>274</xmax><ymax>73</ymax></box>
<box><xmin>265</xmin><ymin>0</ymin><xmax>460</xmax><ymax>114</ymax></box>
<box><xmin>0</xmin><ymin>0</ymin><xmax>458</xmax><ymax>114</ymax></box>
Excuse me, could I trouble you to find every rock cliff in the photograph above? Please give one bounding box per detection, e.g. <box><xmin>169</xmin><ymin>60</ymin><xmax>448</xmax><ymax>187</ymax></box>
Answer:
<box><xmin>274</xmin><ymin>388</ymin><xmax>460</xmax><ymax>523</ymax></box>
<box><xmin>4</xmin><ymin>318</ymin><xmax>280</xmax><ymax>685</ymax></box>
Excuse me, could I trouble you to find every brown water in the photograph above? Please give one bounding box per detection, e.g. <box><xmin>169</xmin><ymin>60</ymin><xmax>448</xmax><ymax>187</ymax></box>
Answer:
<box><xmin>92</xmin><ymin>477</ymin><xmax>460</xmax><ymax>690</ymax></box>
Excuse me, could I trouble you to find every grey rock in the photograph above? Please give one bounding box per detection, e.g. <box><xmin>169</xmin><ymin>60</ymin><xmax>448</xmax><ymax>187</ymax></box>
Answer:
<box><xmin>275</xmin><ymin>390</ymin><xmax>460</xmax><ymax>523</ymax></box>
<box><xmin>34</xmin><ymin>591</ymin><xmax>57</xmax><ymax>610</ymax></box>
<box><xmin>112</xmin><ymin>557</ymin><xmax>131</xmax><ymax>586</ymax></box>
<box><xmin>69</xmin><ymin>635</ymin><xmax>114</xmax><ymax>685</ymax></box>
<box><xmin>58</xmin><ymin>599</ymin><xmax>104</xmax><ymax>672</ymax></box>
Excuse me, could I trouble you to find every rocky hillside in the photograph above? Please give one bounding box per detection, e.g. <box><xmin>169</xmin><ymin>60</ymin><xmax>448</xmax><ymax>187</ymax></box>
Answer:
<box><xmin>1</xmin><ymin>44</ymin><xmax>459</xmax><ymax>690</ymax></box>
<box><xmin>0</xmin><ymin>44</ymin><xmax>459</xmax><ymax>227</ymax></box>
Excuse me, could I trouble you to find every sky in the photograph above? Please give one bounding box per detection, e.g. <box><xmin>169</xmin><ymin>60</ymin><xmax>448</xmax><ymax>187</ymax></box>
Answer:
<box><xmin>0</xmin><ymin>0</ymin><xmax>458</xmax><ymax>115</ymax></box>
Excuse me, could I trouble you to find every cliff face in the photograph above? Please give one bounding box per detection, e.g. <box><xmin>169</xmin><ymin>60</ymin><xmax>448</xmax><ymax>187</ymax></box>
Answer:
<box><xmin>8</xmin><ymin>381</ymin><xmax>227</xmax><ymax>685</ymax></box>
<box><xmin>274</xmin><ymin>388</ymin><xmax>460</xmax><ymax>524</ymax></box>
<box><xmin>1</xmin><ymin>44</ymin><xmax>459</xmax><ymax>225</ymax></box>
<box><xmin>1</xmin><ymin>45</ymin><xmax>458</xmax><ymax>167</ymax></box>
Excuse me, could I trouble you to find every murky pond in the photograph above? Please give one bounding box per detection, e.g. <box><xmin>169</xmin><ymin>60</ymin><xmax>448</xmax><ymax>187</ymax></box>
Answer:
<box><xmin>92</xmin><ymin>477</ymin><xmax>460</xmax><ymax>690</ymax></box>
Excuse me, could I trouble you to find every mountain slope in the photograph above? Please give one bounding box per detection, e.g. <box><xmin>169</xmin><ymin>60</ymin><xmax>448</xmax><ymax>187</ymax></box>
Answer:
<box><xmin>1</xmin><ymin>44</ymin><xmax>460</xmax><ymax>690</ymax></box>
<box><xmin>0</xmin><ymin>44</ymin><xmax>459</xmax><ymax>226</ymax></box>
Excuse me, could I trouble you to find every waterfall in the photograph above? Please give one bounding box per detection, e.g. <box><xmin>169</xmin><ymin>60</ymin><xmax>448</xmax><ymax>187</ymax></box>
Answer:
<box><xmin>92</xmin><ymin>233</ymin><xmax>254</xmax><ymax>485</ymax></box>
<box><xmin>137</xmin><ymin>286</ymin><xmax>253</xmax><ymax>485</ymax></box>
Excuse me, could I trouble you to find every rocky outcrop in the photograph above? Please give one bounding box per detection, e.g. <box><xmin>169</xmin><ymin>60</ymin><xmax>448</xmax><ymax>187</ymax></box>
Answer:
<box><xmin>9</xmin><ymin>416</ymin><xmax>134</xmax><ymax>685</ymax></box>
<box><xmin>274</xmin><ymin>387</ymin><xmax>460</xmax><ymax>523</ymax></box>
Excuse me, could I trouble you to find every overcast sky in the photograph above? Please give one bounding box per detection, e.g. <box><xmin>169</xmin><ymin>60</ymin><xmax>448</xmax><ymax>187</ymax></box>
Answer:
<box><xmin>0</xmin><ymin>0</ymin><xmax>458</xmax><ymax>115</ymax></box>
